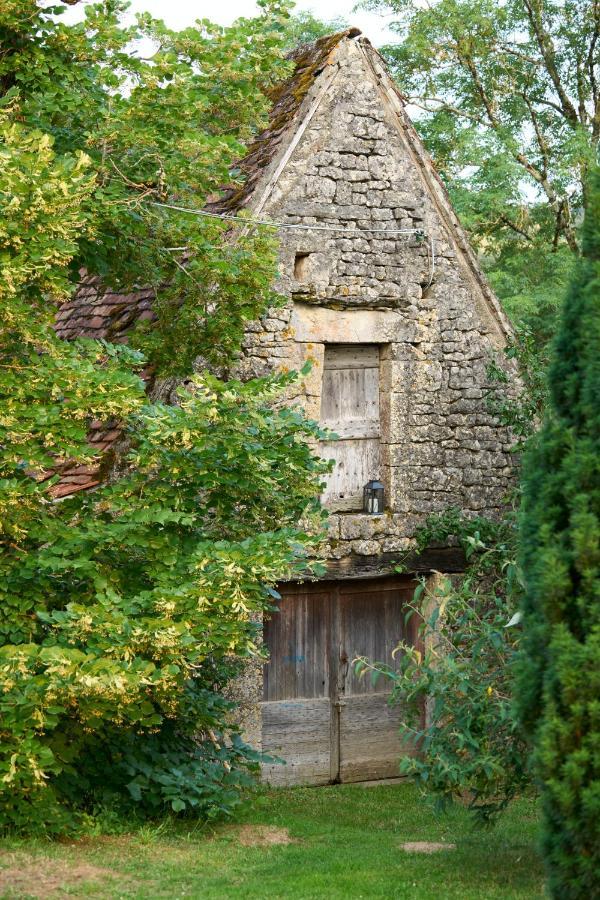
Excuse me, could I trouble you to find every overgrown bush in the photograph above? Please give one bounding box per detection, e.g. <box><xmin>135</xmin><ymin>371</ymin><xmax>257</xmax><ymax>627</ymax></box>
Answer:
<box><xmin>0</xmin><ymin>371</ymin><xmax>328</xmax><ymax>834</ymax></box>
<box><xmin>356</xmin><ymin>510</ymin><xmax>529</xmax><ymax>823</ymax></box>
<box><xmin>356</xmin><ymin>313</ymin><xmax>551</xmax><ymax>822</ymax></box>
<box><xmin>0</xmin><ymin>2</ymin><xmax>329</xmax><ymax>834</ymax></box>
<box><xmin>517</xmin><ymin>171</ymin><xmax>600</xmax><ymax>898</ymax></box>
<box><xmin>55</xmin><ymin>684</ymin><xmax>262</xmax><ymax>820</ymax></box>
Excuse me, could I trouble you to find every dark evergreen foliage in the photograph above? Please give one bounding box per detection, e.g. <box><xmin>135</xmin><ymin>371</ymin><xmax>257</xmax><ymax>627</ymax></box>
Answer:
<box><xmin>517</xmin><ymin>171</ymin><xmax>600</xmax><ymax>898</ymax></box>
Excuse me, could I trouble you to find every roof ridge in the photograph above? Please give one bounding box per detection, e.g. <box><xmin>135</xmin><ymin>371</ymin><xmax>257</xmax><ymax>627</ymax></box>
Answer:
<box><xmin>211</xmin><ymin>29</ymin><xmax>363</xmax><ymax>214</ymax></box>
<box><xmin>51</xmin><ymin>29</ymin><xmax>514</xmax><ymax>497</ymax></box>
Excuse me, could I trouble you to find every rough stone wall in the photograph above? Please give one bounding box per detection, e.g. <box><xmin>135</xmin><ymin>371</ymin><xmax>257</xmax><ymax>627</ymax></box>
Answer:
<box><xmin>232</xmin><ymin>39</ymin><xmax>517</xmax><ymax>576</ymax></box>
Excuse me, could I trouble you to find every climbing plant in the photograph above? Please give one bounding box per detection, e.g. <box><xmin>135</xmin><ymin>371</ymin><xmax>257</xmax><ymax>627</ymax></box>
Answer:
<box><xmin>356</xmin><ymin>510</ymin><xmax>529</xmax><ymax>823</ymax></box>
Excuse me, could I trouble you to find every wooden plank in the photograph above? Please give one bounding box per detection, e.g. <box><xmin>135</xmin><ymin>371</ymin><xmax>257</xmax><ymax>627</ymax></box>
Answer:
<box><xmin>322</xmin><ymin>547</ymin><xmax>468</xmax><ymax>579</ymax></box>
<box><xmin>263</xmin><ymin>585</ymin><xmax>331</xmax><ymax>702</ymax></box>
<box><xmin>262</xmin><ymin>583</ymin><xmax>334</xmax><ymax>786</ymax></box>
<box><xmin>319</xmin><ymin>437</ymin><xmax>381</xmax><ymax>509</ymax></box>
<box><xmin>338</xmin><ymin>577</ymin><xmax>415</xmax><ymax>696</ymax></box>
<box><xmin>323</xmin><ymin>345</ymin><xmax>379</xmax><ymax>369</ymax></box>
<box><xmin>336</xmin><ymin>576</ymin><xmax>417</xmax><ymax>783</ymax></box>
<box><xmin>320</xmin><ymin>366</ymin><xmax>380</xmax><ymax>426</ymax></box>
<box><xmin>329</xmin><ymin>582</ymin><xmax>341</xmax><ymax>783</ymax></box>
<box><xmin>323</xmin><ymin>419</ymin><xmax>379</xmax><ymax>439</ymax></box>
<box><xmin>261</xmin><ymin>698</ymin><xmax>332</xmax><ymax>786</ymax></box>
<box><xmin>339</xmin><ymin>693</ymin><xmax>414</xmax><ymax>782</ymax></box>
<box><xmin>319</xmin><ymin>344</ymin><xmax>381</xmax><ymax>509</ymax></box>
<box><xmin>339</xmin><ymin>574</ymin><xmax>416</xmax><ymax>594</ymax></box>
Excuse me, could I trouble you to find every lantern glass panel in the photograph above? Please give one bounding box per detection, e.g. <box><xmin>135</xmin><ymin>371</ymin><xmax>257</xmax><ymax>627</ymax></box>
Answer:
<box><xmin>363</xmin><ymin>479</ymin><xmax>384</xmax><ymax>515</ymax></box>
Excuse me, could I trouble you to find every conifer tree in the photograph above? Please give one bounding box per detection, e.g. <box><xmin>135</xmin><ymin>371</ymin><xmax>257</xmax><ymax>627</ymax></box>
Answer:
<box><xmin>517</xmin><ymin>171</ymin><xmax>600</xmax><ymax>898</ymax></box>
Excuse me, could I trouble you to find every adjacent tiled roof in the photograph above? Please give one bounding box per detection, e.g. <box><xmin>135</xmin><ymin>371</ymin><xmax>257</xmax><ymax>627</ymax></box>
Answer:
<box><xmin>50</xmin><ymin>31</ymin><xmax>361</xmax><ymax>498</ymax></box>
<box><xmin>54</xmin><ymin>273</ymin><xmax>156</xmax><ymax>342</ymax></box>
<box><xmin>50</xmin><ymin>276</ymin><xmax>156</xmax><ymax>496</ymax></box>
<box><xmin>41</xmin><ymin>420</ymin><xmax>121</xmax><ymax>499</ymax></box>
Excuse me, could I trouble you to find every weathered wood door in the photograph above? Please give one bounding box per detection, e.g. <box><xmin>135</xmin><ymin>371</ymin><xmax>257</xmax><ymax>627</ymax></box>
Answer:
<box><xmin>319</xmin><ymin>345</ymin><xmax>381</xmax><ymax>512</ymax></box>
<box><xmin>262</xmin><ymin>576</ymin><xmax>419</xmax><ymax>786</ymax></box>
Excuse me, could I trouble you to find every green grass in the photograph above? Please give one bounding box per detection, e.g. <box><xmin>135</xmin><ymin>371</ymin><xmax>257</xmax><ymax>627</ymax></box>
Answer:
<box><xmin>0</xmin><ymin>784</ymin><xmax>543</xmax><ymax>899</ymax></box>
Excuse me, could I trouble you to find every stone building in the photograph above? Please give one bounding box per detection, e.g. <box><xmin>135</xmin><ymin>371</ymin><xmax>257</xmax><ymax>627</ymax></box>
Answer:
<box><xmin>55</xmin><ymin>30</ymin><xmax>516</xmax><ymax>786</ymax></box>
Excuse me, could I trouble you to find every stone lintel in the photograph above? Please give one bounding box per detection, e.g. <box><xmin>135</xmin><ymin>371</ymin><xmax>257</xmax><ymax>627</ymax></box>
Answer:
<box><xmin>290</xmin><ymin>302</ymin><xmax>417</xmax><ymax>344</ymax></box>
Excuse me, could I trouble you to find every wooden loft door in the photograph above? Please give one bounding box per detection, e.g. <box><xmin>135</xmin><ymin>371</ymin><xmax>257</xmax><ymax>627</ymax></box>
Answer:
<box><xmin>261</xmin><ymin>576</ymin><xmax>419</xmax><ymax>786</ymax></box>
<box><xmin>319</xmin><ymin>345</ymin><xmax>381</xmax><ymax>512</ymax></box>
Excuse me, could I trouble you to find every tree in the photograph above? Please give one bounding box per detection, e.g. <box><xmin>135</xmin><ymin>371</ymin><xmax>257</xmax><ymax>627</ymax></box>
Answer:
<box><xmin>517</xmin><ymin>170</ymin><xmax>600</xmax><ymax>897</ymax></box>
<box><xmin>0</xmin><ymin>353</ymin><xmax>328</xmax><ymax>831</ymax></box>
<box><xmin>0</xmin><ymin>1</ymin><xmax>329</xmax><ymax>832</ymax></box>
<box><xmin>362</xmin><ymin>0</ymin><xmax>599</xmax><ymax>330</ymax></box>
<box><xmin>280</xmin><ymin>10</ymin><xmax>349</xmax><ymax>49</ymax></box>
<box><xmin>1</xmin><ymin>0</ymin><xmax>293</xmax><ymax>376</ymax></box>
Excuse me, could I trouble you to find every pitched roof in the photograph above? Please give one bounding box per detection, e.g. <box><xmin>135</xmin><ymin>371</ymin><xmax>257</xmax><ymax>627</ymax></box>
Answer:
<box><xmin>40</xmin><ymin>420</ymin><xmax>121</xmax><ymax>498</ymax></box>
<box><xmin>54</xmin><ymin>273</ymin><xmax>156</xmax><ymax>343</ymax></box>
<box><xmin>49</xmin><ymin>274</ymin><xmax>157</xmax><ymax>495</ymax></box>
<box><xmin>51</xmin><ymin>27</ymin><xmax>512</xmax><ymax>497</ymax></box>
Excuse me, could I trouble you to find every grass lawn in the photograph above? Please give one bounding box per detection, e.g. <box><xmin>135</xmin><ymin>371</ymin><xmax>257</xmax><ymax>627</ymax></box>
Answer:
<box><xmin>0</xmin><ymin>783</ymin><xmax>543</xmax><ymax>899</ymax></box>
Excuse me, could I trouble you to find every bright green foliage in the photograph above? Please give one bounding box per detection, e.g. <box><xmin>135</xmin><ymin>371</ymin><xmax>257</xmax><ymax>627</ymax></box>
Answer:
<box><xmin>362</xmin><ymin>0</ymin><xmax>598</xmax><ymax>335</ymax></box>
<box><xmin>1</xmin><ymin>0</ymin><xmax>293</xmax><ymax>376</ymax></box>
<box><xmin>1</xmin><ymin>369</ymin><xmax>328</xmax><ymax>832</ymax></box>
<box><xmin>516</xmin><ymin>172</ymin><xmax>600</xmax><ymax>896</ymax></box>
<box><xmin>0</xmin><ymin>115</ymin><xmax>146</xmax><ymax>553</ymax></box>
<box><xmin>0</xmin><ymin>1</ymin><xmax>330</xmax><ymax>833</ymax></box>
<box><xmin>280</xmin><ymin>10</ymin><xmax>349</xmax><ymax>48</ymax></box>
<box><xmin>356</xmin><ymin>511</ymin><xmax>529</xmax><ymax>823</ymax></box>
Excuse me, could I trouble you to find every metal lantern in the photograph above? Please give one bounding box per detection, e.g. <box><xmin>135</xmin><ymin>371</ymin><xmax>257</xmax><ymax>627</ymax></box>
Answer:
<box><xmin>363</xmin><ymin>479</ymin><xmax>385</xmax><ymax>515</ymax></box>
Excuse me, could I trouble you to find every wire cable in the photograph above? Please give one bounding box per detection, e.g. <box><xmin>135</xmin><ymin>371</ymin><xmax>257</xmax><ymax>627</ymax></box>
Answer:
<box><xmin>151</xmin><ymin>201</ymin><xmax>435</xmax><ymax>284</ymax></box>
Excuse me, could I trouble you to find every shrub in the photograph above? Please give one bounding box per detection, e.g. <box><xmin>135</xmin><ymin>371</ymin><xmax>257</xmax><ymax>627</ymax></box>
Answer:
<box><xmin>0</xmin><ymin>372</ymin><xmax>328</xmax><ymax>833</ymax></box>
<box><xmin>516</xmin><ymin>171</ymin><xmax>600</xmax><ymax>897</ymax></box>
<box><xmin>356</xmin><ymin>510</ymin><xmax>529</xmax><ymax>823</ymax></box>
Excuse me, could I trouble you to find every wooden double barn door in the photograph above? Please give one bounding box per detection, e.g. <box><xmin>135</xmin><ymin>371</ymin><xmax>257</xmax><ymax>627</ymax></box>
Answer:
<box><xmin>262</xmin><ymin>576</ymin><xmax>419</xmax><ymax>786</ymax></box>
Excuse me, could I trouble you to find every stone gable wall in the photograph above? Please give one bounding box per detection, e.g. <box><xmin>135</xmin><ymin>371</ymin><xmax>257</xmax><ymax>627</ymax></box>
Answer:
<box><xmin>233</xmin><ymin>41</ymin><xmax>517</xmax><ymax>576</ymax></box>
